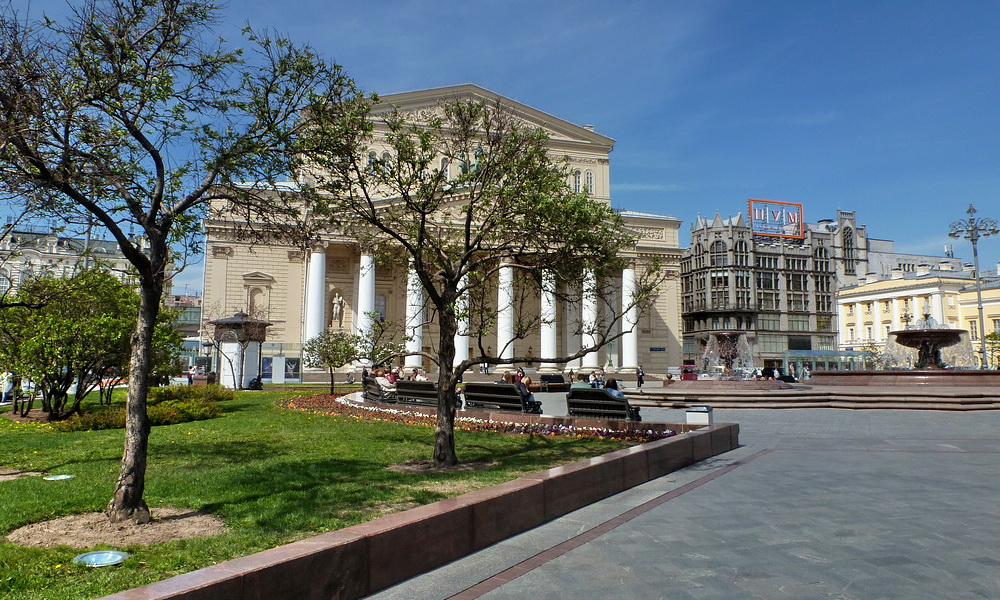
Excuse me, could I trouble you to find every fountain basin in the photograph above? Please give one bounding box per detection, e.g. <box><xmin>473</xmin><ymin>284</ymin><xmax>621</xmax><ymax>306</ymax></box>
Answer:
<box><xmin>809</xmin><ymin>369</ymin><xmax>1000</xmax><ymax>386</ymax></box>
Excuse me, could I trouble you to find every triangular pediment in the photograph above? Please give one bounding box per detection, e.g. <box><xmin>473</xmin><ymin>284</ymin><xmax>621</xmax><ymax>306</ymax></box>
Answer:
<box><xmin>241</xmin><ymin>271</ymin><xmax>275</xmax><ymax>285</ymax></box>
<box><xmin>374</xmin><ymin>84</ymin><xmax>615</xmax><ymax>150</ymax></box>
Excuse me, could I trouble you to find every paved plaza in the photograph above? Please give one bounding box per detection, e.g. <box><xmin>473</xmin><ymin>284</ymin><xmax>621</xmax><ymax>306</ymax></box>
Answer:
<box><xmin>370</xmin><ymin>407</ymin><xmax>1000</xmax><ymax>600</ymax></box>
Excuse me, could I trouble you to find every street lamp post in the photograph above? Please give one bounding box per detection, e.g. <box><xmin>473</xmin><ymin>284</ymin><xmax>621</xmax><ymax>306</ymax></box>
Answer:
<box><xmin>949</xmin><ymin>204</ymin><xmax>999</xmax><ymax>369</ymax></box>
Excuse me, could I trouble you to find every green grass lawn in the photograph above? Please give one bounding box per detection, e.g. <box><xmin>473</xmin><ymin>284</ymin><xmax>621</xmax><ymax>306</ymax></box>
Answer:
<box><xmin>0</xmin><ymin>391</ymin><xmax>628</xmax><ymax>600</ymax></box>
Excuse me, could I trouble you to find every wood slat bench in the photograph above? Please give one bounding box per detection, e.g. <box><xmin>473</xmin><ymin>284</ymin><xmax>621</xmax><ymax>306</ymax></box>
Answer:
<box><xmin>566</xmin><ymin>388</ymin><xmax>641</xmax><ymax>421</ymax></box>
<box><xmin>395</xmin><ymin>380</ymin><xmax>461</xmax><ymax>407</ymax></box>
<box><xmin>463</xmin><ymin>382</ymin><xmax>542</xmax><ymax>414</ymax></box>
<box><xmin>362</xmin><ymin>377</ymin><xmax>397</xmax><ymax>404</ymax></box>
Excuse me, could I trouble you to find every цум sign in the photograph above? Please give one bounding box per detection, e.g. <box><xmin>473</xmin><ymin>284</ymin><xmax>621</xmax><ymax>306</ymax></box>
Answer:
<box><xmin>748</xmin><ymin>199</ymin><xmax>804</xmax><ymax>239</ymax></box>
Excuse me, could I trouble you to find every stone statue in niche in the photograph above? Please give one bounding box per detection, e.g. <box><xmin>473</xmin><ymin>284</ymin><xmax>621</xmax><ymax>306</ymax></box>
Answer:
<box><xmin>331</xmin><ymin>292</ymin><xmax>344</xmax><ymax>328</ymax></box>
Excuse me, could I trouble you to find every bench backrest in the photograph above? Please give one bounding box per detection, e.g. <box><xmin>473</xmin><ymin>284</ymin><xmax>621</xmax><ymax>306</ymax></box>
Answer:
<box><xmin>463</xmin><ymin>382</ymin><xmax>526</xmax><ymax>411</ymax></box>
<box><xmin>539</xmin><ymin>374</ymin><xmax>566</xmax><ymax>384</ymax></box>
<box><xmin>362</xmin><ymin>377</ymin><xmax>394</xmax><ymax>403</ymax></box>
<box><xmin>395</xmin><ymin>380</ymin><xmax>441</xmax><ymax>404</ymax></box>
<box><xmin>566</xmin><ymin>388</ymin><xmax>639</xmax><ymax>421</ymax></box>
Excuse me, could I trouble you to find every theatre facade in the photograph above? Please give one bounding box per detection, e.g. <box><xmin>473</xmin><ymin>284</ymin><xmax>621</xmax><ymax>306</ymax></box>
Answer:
<box><xmin>201</xmin><ymin>85</ymin><xmax>683</xmax><ymax>381</ymax></box>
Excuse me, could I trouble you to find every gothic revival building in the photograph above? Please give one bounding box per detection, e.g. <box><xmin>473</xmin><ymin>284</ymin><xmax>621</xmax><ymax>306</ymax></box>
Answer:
<box><xmin>680</xmin><ymin>209</ymin><xmax>959</xmax><ymax>371</ymax></box>
<box><xmin>202</xmin><ymin>85</ymin><xmax>684</xmax><ymax>381</ymax></box>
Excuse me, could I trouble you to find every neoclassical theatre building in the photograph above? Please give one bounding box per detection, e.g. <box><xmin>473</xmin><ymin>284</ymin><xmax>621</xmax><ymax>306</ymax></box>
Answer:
<box><xmin>202</xmin><ymin>85</ymin><xmax>683</xmax><ymax>382</ymax></box>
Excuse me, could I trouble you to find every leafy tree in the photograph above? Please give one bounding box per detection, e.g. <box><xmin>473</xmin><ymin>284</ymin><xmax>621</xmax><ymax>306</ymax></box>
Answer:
<box><xmin>304</xmin><ymin>98</ymin><xmax>664</xmax><ymax>465</ymax></box>
<box><xmin>984</xmin><ymin>331</ymin><xmax>1000</xmax><ymax>369</ymax></box>
<box><xmin>0</xmin><ymin>0</ymin><xmax>363</xmax><ymax>522</ymax></box>
<box><xmin>0</xmin><ymin>269</ymin><xmax>180</xmax><ymax>419</ymax></box>
<box><xmin>303</xmin><ymin>330</ymin><xmax>359</xmax><ymax>394</ymax></box>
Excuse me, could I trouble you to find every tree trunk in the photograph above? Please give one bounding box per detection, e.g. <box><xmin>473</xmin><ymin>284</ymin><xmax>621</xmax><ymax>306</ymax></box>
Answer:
<box><xmin>329</xmin><ymin>367</ymin><xmax>336</xmax><ymax>395</ymax></box>
<box><xmin>433</xmin><ymin>308</ymin><xmax>459</xmax><ymax>466</ymax></box>
<box><xmin>107</xmin><ymin>271</ymin><xmax>161</xmax><ymax>524</ymax></box>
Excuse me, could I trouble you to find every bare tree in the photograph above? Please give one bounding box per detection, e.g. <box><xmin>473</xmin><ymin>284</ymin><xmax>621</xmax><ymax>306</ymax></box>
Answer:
<box><xmin>0</xmin><ymin>0</ymin><xmax>363</xmax><ymax>522</ymax></box>
<box><xmin>304</xmin><ymin>97</ymin><xmax>665</xmax><ymax>466</ymax></box>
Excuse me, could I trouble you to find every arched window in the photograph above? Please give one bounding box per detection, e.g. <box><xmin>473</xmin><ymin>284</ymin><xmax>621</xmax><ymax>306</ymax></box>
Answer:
<box><xmin>693</xmin><ymin>243</ymin><xmax>705</xmax><ymax>269</ymax></box>
<box><xmin>710</xmin><ymin>241</ymin><xmax>727</xmax><ymax>266</ymax></box>
<box><xmin>585</xmin><ymin>170</ymin><xmax>594</xmax><ymax>194</ymax></box>
<box><xmin>367</xmin><ymin>151</ymin><xmax>377</xmax><ymax>171</ymax></box>
<box><xmin>459</xmin><ymin>152</ymin><xmax>470</xmax><ymax>175</ymax></box>
<box><xmin>573</xmin><ymin>170</ymin><xmax>582</xmax><ymax>193</ymax></box>
<box><xmin>813</xmin><ymin>247</ymin><xmax>830</xmax><ymax>271</ymax></box>
<box><xmin>381</xmin><ymin>151</ymin><xmax>391</xmax><ymax>162</ymax></box>
<box><xmin>440</xmin><ymin>157</ymin><xmax>449</xmax><ymax>180</ymax></box>
<box><xmin>18</xmin><ymin>265</ymin><xmax>33</xmax><ymax>287</ymax></box>
<box><xmin>734</xmin><ymin>240</ymin><xmax>749</xmax><ymax>266</ymax></box>
<box><xmin>842</xmin><ymin>228</ymin><xmax>856</xmax><ymax>274</ymax></box>
<box><xmin>0</xmin><ymin>269</ymin><xmax>9</xmax><ymax>295</ymax></box>
<box><xmin>375</xmin><ymin>294</ymin><xmax>387</xmax><ymax>322</ymax></box>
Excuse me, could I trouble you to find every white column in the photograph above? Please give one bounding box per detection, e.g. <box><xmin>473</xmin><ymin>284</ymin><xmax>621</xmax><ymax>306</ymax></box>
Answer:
<box><xmin>454</xmin><ymin>275</ymin><xmax>469</xmax><ymax>368</ymax></box>
<box><xmin>932</xmin><ymin>294</ymin><xmax>945</xmax><ymax>325</ymax></box>
<box><xmin>854</xmin><ymin>302</ymin><xmax>864</xmax><ymax>343</ymax></box>
<box><xmin>891</xmin><ymin>298</ymin><xmax>900</xmax><ymax>330</ymax></box>
<box><xmin>404</xmin><ymin>264</ymin><xmax>423</xmax><ymax>369</ymax></box>
<box><xmin>620</xmin><ymin>264</ymin><xmax>638</xmax><ymax>373</ymax></box>
<box><xmin>497</xmin><ymin>262</ymin><xmax>515</xmax><ymax>360</ymax></box>
<box><xmin>581</xmin><ymin>270</ymin><xmax>600</xmax><ymax>369</ymax></box>
<box><xmin>304</xmin><ymin>245</ymin><xmax>327</xmax><ymax>343</ymax></box>
<box><xmin>539</xmin><ymin>271</ymin><xmax>558</xmax><ymax>372</ymax></box>
<box><xmin>355</xmin><ymin>254</ymin><xmax>376</xmax><ymax>359</ymax></box>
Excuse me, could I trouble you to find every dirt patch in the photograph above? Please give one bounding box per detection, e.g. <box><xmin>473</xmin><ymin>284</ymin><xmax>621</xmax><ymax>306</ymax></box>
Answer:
<box><xmin>6</xmin><ymin>507</ymin><xmax>226</xmax><ymax>549</ymax></box>
<box><xmin>385</xmin><ymin>460</ymin><xmax>499</xmax><ymax>474</ymax></box>
<box><xmin>0</xmin><ymin>467</ymin><xmax>44</xmax><ymax>481</ymax></box>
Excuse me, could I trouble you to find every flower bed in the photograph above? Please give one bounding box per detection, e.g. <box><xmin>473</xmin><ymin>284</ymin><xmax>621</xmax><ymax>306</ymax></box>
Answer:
<box><xmin>280</xmin><ymin>394</ymin><xmax>675</xmax><ymax>443</ymax></box>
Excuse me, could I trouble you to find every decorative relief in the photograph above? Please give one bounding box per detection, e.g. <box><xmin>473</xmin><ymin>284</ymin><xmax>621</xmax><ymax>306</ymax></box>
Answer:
<box><xmin>634</xmin><ymin>227</ymin><xmax>665</xmax><ymax>241</ymax></box>
<box><xmin>287</xmin><ymin>250</ymin><xmax>303</xmax><ymax>262</ymax></box>
<box><xmin>331</xmin><ymin>258</ymin><xmax>350</xmax><ymax>273</ymax></box>
<box><xmin>211</xmin><ymin>245</ymin><xmax>232</xmax><ymax>258</ymax></box>
<box><xmin>398</xmin><ymin>108</ymin><xmax>441</xmax><ymax>124</ymax></box>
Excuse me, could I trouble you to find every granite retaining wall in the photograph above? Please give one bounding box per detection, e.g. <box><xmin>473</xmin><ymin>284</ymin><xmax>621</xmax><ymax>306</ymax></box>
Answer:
<box><xmin>101</xmin><ymin>422</ymin><xmax>739</xmax><ymax>600</ymax></box>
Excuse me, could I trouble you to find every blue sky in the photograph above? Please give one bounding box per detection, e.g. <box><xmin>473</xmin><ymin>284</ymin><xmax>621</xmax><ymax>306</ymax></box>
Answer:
<box><xmin>21</xmin><ymin>0</ymin><xmax>1000</xmax><ymax>294</ymax></box>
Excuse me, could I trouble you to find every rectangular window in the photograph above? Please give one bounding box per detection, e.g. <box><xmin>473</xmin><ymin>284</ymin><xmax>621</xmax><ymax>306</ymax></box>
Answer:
<box><xmin>816</xmin><ymin>336</ymin><xmax>836</xmax><ymax>350</ymax></box>
<box><xmin>788</xmin><ymin>315</ymin><xmax>810</xmax><ymax>331</ymax></box>
<box><xmin>758</xmin><ymin>314</ymin><xmax>781</xmax><ymax>330</ymax></box>
<box><xmin>816</xmin><ymin>315</ymin><xmax>832</xmax><ymax>331</ymax></box>
<box><xmin>788</xmin><ymin>335</ymin><xmax>812</xmax><ymax>351</ymax></box>
<box><xmin>757</xmin><ymin>334</ymin><xmax>787</xmax><ymax>353</ymax></box>
<box><xmin>970</xmin><ymin>321</ymin><xmax>979</xmax><ymax>340</ymax></box>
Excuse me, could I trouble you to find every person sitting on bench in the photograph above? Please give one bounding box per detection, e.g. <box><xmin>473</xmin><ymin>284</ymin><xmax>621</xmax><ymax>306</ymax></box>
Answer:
<box><xmin>604</xmin><ymin>378</ymin><xmax>626</xmax><ymax>399</ymax></box>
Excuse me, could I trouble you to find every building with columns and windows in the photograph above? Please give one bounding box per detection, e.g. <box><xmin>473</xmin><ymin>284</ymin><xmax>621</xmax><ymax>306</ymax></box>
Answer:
<box><xmin>202</xmin><ymin>85</ymin><xmax>684</xmax><ymax>382</ymax></box>
<box><xmin>681</xmin><ymin>207</ymin><xmax>960</xmax><ymax>373</ymax></box>
<box><xmin>837</xmin><ymin>263</ymin><xmax>1000</xmax><ymax>368</ymax></box>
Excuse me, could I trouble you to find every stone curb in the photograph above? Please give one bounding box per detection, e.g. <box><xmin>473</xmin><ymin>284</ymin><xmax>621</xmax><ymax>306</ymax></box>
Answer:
<box><xmin>99</xmin><ymin>423</ymin><xmax>739</xmax><ymax>600</ymax></box>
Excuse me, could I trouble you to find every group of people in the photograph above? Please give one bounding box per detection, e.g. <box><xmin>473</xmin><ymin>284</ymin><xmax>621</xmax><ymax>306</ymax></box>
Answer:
<box><xmin>570</xmin><ymin>372</ymin><xmax>627</xmax><ymax>398</ymax></box>
<box><xmin>362</xmin><ymin>366</ymin><xmax>430</xmax><ymax>394</ymax></box>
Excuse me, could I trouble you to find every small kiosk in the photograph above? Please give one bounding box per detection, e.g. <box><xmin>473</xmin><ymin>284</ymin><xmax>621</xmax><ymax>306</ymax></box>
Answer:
<box><xmin>208</xmin><ymin>312</ymin><xmax>272</xmax><ymax>389</ymax></box>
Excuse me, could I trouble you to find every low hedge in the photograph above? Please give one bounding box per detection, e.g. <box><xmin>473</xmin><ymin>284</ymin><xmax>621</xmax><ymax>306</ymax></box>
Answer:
<box><xmin>54</xmin><ymin>385</ymin><xmax>230</xmax><ymax>432</ymax></box>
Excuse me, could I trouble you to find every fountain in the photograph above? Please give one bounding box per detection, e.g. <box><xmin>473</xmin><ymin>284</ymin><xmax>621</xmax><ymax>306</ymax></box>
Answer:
<box><xmin>811</xmin><ymin>300</ymin><xmax>999</xmax><ymax>387</ymax></box>
<box><xmin>887</xmin><ymin>304</ymin><xmax>972</xmax><ymax>369</ymax></box>
<box><xmin>679</xmin><ymin>330</ymin><xmax>791</xmax><ymax>390</ymax></box>
<box><xmin>701</xmin><ymin>331</ymin><xmax>754</xmax><ymax>378</ymax></box>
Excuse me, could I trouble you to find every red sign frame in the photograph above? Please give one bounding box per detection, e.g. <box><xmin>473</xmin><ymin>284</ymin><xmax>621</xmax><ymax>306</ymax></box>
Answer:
<box><xmin>748</xmin><ymin>198</ymin><xmax>805</xmax><ymax>239</ymax></box>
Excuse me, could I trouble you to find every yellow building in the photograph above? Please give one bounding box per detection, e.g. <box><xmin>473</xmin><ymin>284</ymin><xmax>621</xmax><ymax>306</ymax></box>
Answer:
<box><xmin>837</xmin><ymin>263</ymin><xmax>1000</xmax><ymax>367</ymax></box>
<box><xmin>202</xmin><ymin>85</ymin><xmax>684</xmax><ymax>382</ymax></box>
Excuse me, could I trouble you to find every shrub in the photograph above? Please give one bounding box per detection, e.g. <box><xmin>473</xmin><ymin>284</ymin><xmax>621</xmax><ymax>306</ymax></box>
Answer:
<box><xmin>54</xmin><ymin>385</ymin><xmax>229</xmax><ymax>431</ymax></box>
<box><xmin>147</xmin><ymin>398</ymin><xmax>221</xmax><ymax>425</ymax></box>
<box><xmin>149</xmin><ymin>384</ymin><xmax>234</xmax><ymax>405</ymax></box>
